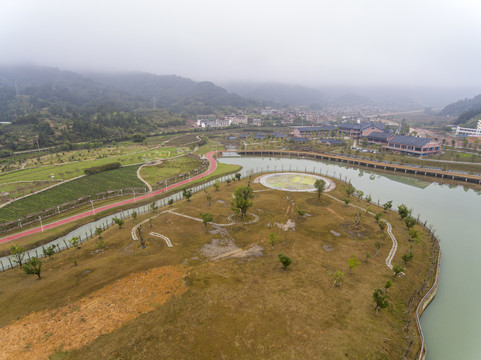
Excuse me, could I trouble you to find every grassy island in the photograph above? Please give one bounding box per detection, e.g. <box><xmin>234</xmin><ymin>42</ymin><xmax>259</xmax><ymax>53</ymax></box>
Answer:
<box><xmin>0</xmin><ymin>174</ymin><xmax>439</xmax><ymax>359</ymax></box>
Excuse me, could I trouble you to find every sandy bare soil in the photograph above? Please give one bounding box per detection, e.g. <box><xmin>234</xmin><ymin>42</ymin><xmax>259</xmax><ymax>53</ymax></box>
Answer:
<box><xmin>0</xmin><ymin>265</ymin><xmax>187</xmax><ymax>360</ymax></box>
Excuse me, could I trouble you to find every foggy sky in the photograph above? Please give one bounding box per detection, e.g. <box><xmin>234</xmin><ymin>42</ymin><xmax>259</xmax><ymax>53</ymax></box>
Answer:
<box><xmin>1</xmin><ymin>0</ymin><xmax>481</xmax><ymax>87</ymax></box>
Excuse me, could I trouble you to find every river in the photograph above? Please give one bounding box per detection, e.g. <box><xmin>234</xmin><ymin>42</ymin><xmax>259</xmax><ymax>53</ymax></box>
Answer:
<box><xmin>218</xmin><ymin>155</ymin><xmax>481</xmax><ymax>360</ymax></box>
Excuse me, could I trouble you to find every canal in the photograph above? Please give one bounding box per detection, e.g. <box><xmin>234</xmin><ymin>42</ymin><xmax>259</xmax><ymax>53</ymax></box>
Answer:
<box><xmin>219</xmin><ymin>155</ymin><xmax>481</xmax><ymax>360</ymax></box>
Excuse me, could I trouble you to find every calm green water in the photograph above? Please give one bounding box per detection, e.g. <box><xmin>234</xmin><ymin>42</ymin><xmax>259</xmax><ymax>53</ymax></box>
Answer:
<box><xmin>219</xmin><ymin>156</ymin><xmax>481</xmax><ymax>360</ymax></box>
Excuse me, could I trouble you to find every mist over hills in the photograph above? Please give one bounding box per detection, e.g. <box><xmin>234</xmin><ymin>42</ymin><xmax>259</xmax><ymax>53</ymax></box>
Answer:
<box><xmin>0</xmin><ymin>65</ymin><xmax>255</xmax><ymax>117</ymax></box>
<box><xmin>223</xmin><ymin>81</ymin><xmax>480</xmax><ymax>110</ymax></box>
<box><xmin>0</xmin><ymin>65</ymin><xmax>258</xmax><ymax>150</ymax></box>
<box><xmin>440</xmin><ymin>94</ymin><xmax>481</xmax><ymax>117</ymax></box>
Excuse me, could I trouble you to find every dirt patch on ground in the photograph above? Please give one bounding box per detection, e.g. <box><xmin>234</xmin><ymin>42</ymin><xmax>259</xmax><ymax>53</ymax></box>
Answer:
<box><xmin>200</xmin><ymin>225</ymin><xmax>264</xmax><ymax>261</ymax></box>
<box><xmin>0</xmin><ymin>265</ymin><xmax>187</xmax><ymax>360</ymax></box>
<box><xmin>273</xmin><ymin>219</ymin><xmax>296</xmax><ymax>231</ymax></box>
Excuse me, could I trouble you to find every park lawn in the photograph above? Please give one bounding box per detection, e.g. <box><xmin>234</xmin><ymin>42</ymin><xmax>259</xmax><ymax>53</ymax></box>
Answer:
<box><xmin>0</xmin><ymin>146</ymin><xmax>181</xmax><ymax>184</ymax></box>
<box><xmin>139</xmin><ymin>156</ymin><xmax>202</xmax><ymax>187</ymax></box>
<box><xmin>0</xmin><ymin>165</ymin><xmax>145</xmax><ymax>222</ymax></box>
<box><xmin>0</xmin><ymin>176</ymin><xmax>437</xmax><ymax>359</ymax></box>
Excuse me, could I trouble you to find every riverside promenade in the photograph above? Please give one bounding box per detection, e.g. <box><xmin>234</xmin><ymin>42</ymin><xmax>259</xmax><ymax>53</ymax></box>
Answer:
<box><xmin>237</xmin><ymin>149</ymin><xmax>481</xmax><ymax>185</ymax></box>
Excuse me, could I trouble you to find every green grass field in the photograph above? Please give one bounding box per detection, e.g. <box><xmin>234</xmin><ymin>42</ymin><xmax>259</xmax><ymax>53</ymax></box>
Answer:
<box><xmin>139</xmin><ymin>156</ymin><xmax>202</xmax><ymax>187</ymax></box>
<box><xmin>0</xmin><ymin>166</ymin><xmax>145</xmax><ymax>222</ymax></box>
<box><xmin>0</xmin><ymin>146</ymin><xmax>181</xmax><ymax>183</ymax></box>
<box><xmin>0</xmin><ymin>146</ymin><xmax>186</xmax><ymax>202</ymax></box>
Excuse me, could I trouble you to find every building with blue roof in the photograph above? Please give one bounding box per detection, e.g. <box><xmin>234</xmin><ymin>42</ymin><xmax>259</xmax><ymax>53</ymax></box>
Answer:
<box><xmin>384</xmin><ymin>135</ymin><xmax>440</xmax><ymax>156</ymax></box>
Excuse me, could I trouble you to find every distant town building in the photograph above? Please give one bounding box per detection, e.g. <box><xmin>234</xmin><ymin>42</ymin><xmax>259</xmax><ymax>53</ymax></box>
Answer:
<box><xmin>252</xmin><ymin>118</ymin><xmax>262</xmax><ymax>126</ymax></box>
<box><xmin>226</xmin><ymin>115</ymin><xmax>248</xmax><ymax>125</ymax></box>
<box><xmin>216</xmin><ymin>118</ymin><xmax>231</xmax><ymax>127</ymax></box>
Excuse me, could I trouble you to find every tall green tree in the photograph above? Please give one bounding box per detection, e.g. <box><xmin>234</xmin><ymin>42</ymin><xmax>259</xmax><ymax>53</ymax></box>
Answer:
<box><xmin>393</xmin><ymin>263</ymin><xmax>404</xmax><ymax>277</ymax></box>
<box><xmin>23</xmin><ymin>257</ymin><xmax>42</xmax><ymax>279</ymax></box>
<box><xmin>200</xmin><ymin>212</ymin><xmax>213</xmax><ymax>227</ymax></box>
<box><xmin>397</xmin><ymin>204</ymin><xmax>410</xmax><ymax>219</ymax></box>
<box><xmin>314</xmin><ymin>179</ymin><xmax>326</xmax><ymax>201</ymax></box>
<box><xmin>383</xmin><ymin>200</ymin><xmax>393</xmax><ymax>211</ymax></box>
<box><xmin>404</xmin><ymin>216</ymin><xmax>417</xmax><ymax>229</ymax></box>
<box><xmin>231</xmin><ymin>185</ymin><xmax>254</xmax><ymax>217</ymax></box>
<box><xmin>372</xmin><ymin>288</ymin><xmax>389</xmax><ymax>313</ymax></box>
<box><xmin>10</xmin><ymin>245</ymin><xmax>26</xmax><ymax>268</ymax></box>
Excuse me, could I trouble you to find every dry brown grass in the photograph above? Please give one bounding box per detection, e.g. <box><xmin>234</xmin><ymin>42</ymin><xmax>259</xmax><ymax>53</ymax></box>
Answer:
<box><xmin>0</xmin><ymin>176</ymin><xmax>436</xmax><ymax>360</ymax></box>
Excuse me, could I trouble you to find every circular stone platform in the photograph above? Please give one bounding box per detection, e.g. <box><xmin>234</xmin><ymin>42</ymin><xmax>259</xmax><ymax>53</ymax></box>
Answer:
<box><xmin>259</xmin><ymin>172</ymin><xmax>334</xmax><ymax>192</ymax></box>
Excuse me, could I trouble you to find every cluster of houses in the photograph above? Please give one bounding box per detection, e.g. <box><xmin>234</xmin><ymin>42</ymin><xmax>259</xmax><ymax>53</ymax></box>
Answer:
<box><xmin>293</xmin><ymin>122</ymin><xmax>441</xmax><ymax>157</ymax></box>
<box><xmin>196</xmin><ymin>115</ymin><xmax>261</xmax><ymax>128</ymax></box>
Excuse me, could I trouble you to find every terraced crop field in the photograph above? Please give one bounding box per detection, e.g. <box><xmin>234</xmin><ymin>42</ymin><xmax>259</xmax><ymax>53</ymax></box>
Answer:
<box><xmin>0</xmin><ymin>166</ymin><xmax>145</xmax><ymax>222</ymax></box>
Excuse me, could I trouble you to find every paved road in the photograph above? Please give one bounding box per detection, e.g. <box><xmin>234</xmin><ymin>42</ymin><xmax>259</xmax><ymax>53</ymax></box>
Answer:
<box><xmin>0</xmin><ymin>151</ymin><xmax>218</xmax><ymax>244</ymax></box>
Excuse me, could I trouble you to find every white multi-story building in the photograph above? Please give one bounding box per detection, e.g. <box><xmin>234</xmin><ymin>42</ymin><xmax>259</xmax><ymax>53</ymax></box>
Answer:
<box><xmin>455</xmin><ymin>120</ymin><xmax>481</xmax><ymax>137</ymax></box>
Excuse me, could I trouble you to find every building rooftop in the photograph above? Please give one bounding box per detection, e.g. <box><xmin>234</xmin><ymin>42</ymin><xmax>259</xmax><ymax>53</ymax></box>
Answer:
<box><xmin>294</xmin><ymin>125</ymin><xmax>337</xmax><ymax>132</ymax></box>
<box><xmin>320</xmin><ymin>139</ymin><xmax>345</xmax><ymax>145</ymax></box>
<box><xmin>293</xmin><ymin>137</ymin><xmax>310</xmax><ymax>142</ymax></box>
<box><xmin>360</xmin><ymin>122</ymin><xmax>385</xmax><ymax>131</ymax></box>
<box><xmin>388</xmin><ymin>135</ymin><xmax>434</xmax><ymax>147</ymax></box>
<box><xmin>366</xmin><ymin>131</ymin><xmax>393</xmax><ymax>140</ymax></box>
<box><xmin>338</xmin><ymin>123</ymin><xmax>360</xmax><ymax>130</ymax></box>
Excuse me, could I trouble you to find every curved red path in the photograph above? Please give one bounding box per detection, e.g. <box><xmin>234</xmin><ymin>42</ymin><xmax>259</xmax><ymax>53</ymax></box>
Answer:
<box><xmin>0</xmin><ymin>151</ymin><xmax>218</xmax><ymax>244</ymax></box>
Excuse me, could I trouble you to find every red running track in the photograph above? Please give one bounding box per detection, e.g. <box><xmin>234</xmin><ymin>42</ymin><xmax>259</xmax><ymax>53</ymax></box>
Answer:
<box><xmin>0</xmin><ymin>151</ymin><xmax>218</xmax><ymax>244</ymax></box>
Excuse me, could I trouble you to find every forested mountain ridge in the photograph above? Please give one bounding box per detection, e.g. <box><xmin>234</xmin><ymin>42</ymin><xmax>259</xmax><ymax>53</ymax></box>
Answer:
<box><xmin>440</xmin><ymin>94</ymin><xmax>481</xmax><ymax>117</ymax></box>
<box><xmin>0</xmin><ymin>65</ymin><xmax>256</xmax><ymax>150</ymax></box>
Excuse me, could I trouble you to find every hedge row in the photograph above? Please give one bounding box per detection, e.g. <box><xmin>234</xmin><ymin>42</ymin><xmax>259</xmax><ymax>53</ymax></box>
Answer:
<box><xmin>84</xmin><ymin>162</ymin><xmax>122</xmax><ymax>175</ymax></box>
